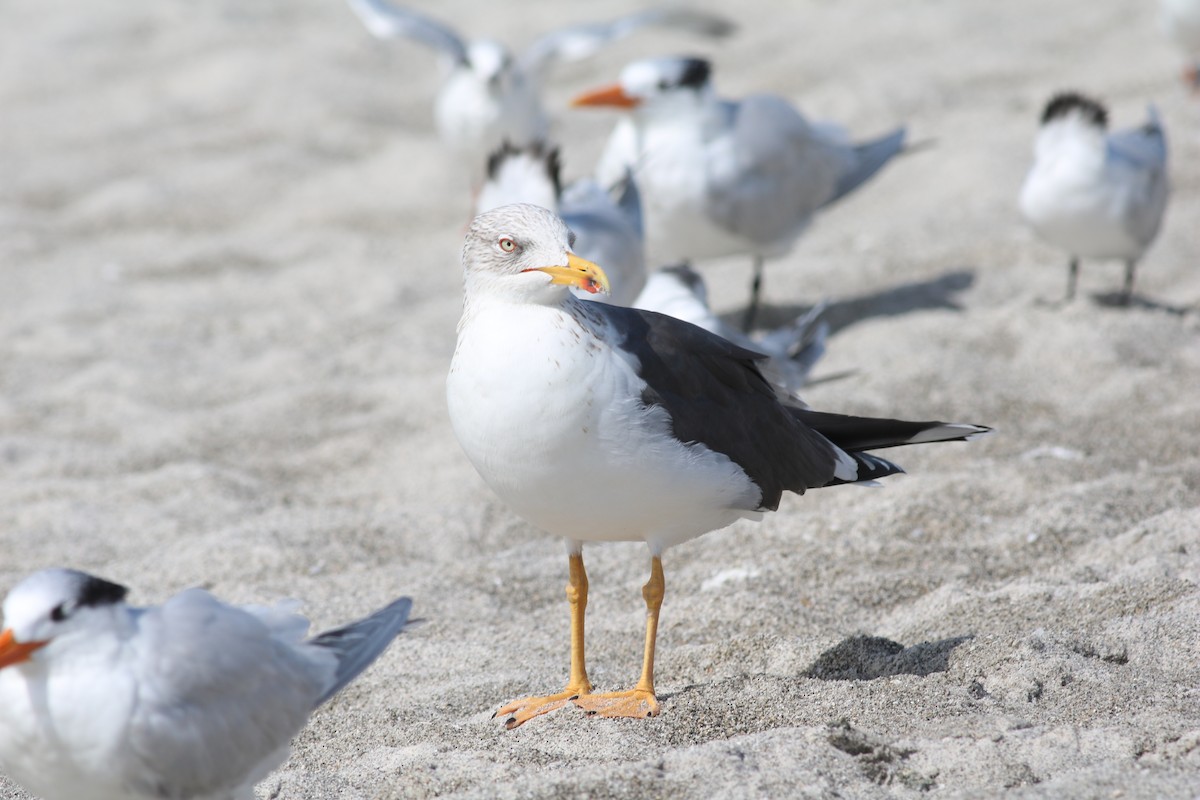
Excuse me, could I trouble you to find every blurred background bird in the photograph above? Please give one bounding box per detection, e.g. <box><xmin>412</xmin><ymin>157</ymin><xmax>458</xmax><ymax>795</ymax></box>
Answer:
<box><xmin>1018</xmin><ymin>92</ymin><xmax>1169</xmax><ymax>305</ymax></box>
<box><xmin>346</xmin><ymin>0</ymin><xmax>735</xmax><ymax>181</ymax></box>
<box><xmin>573</xmin><ymin>55</ymin><xmax>907</xmax><ymax>330</ymax></box>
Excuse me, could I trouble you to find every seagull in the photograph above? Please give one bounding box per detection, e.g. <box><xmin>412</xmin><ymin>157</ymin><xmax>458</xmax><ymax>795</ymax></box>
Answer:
<box><xmin>346</xmin><ymin>0</ymin><xmax>735</xmax><ymax>170</ymax></box>
<box><xmin>446</xmin><ymin>204</ymin><xmax>989</xmax><ymax>729</ymax></box>
<box><xmin>1018</xmin><ymin>92</ymin><xmax>1169</xmax><ymax>305</ymax></box>
<box><xmin>633</xmin><ymin>263</ymin><xmax>828</xmax><ymax>395</ymax></box>
<box><xmin>572</xmin><ymin>56</ymin><xmax>907</xmax><ymax>329</ymax></box>
<box><xmin>476</xmin><ymin>141</ymin><xmax>647</xmax><ymax>306</ymax></box>
<box><xmin>1161</xmin><ymin>0</ymin><xmax>1200</xmax><ymax>87</ymax></box>
<box><xmin>0</xmin><ymin>568</ymin><xmax>412</xmax><ymax>800</ymax></box>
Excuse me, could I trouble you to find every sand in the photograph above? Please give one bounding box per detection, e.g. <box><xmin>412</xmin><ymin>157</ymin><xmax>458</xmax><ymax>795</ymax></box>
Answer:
<box><xmin>2</xmin><ymin>0</ymin><xmax>1199</xmax><ymax>797</ymax></box>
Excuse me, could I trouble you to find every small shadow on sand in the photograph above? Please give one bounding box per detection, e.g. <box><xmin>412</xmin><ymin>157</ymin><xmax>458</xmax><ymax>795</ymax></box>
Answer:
<box><xmin>1092</xmin><ymin>291</ymin><xmax>1195</xmax><ymax>316</ymax></box>
<box><xmin>726</xmin><ymin>269</ymin><xmax>976</xmax><ymax>335</ymax></box>
<box><xmin>804</xmin><ymin>634</ymin><xmax>973</xmax><ymax>681</ymax></box>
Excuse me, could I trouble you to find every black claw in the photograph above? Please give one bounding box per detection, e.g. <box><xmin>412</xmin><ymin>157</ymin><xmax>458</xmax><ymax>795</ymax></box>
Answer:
<box><xmin>568</xmin><ymin>694</ymin><xmax>580</xmax><ymax>701</ymax></box>
<box><xmin>504</xmin><ymin>717</ymin><xmax>519</xmax><ymax>730</ymax></box>
<box><xmin>491</xmin><ymin>711</ymin><xmax>498</xmax><ymax>719</ymax></box>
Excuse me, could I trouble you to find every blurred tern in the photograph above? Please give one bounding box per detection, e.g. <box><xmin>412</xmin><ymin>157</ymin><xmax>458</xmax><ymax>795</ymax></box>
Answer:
<box><xmin>1018</xmin><ymin>92</ymin><xmax>1169</xmax><ymax>304</ymax></box>
<box><xmin>573</xmin><ymin>56</ymin><xmax>907</xmax><ymax>329</ymax></box>
<box><xmin>476</xmin><ymin>141</ymin><xmax>647</xmax><ymax>305</ymax></box>
<box><xmin>346</xmin><ymin>0</ymin><xmax>735</xmax><ymax>170</ymax></box>
<box><xmin>0</xmin><ymin>568</ymin><xmax>412</xmax><ymax>800</ymax></box>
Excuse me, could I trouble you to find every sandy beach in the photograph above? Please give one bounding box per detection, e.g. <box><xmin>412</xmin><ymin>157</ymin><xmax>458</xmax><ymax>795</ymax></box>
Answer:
<box><xmin>2</xmin><ymin>0</ymin><xmax>1199</xmax><ymax>797</ymax></box>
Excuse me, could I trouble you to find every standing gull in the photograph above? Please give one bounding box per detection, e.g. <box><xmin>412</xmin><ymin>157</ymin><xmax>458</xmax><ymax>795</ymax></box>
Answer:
<box><xmin>573</xmin><ymin>56</ymin><xmax>907</xmax><ymax>329</ymax></box>
<box><xmin>0</xmin><ymin>569</ymin><xmax>412</xmax><ymax>800</ymax></box>
<box><xmin>345</xmin><ymin>0</ymin><xmax>735</xmax><ymax>170</ymax></box>
<box><xmin>1018</xmin><ymin>92</ymin><xmax>1169</xmax><ymax>304</ymax></box>
<box><xmin>446</xmin><ymin>204</ymin><xmax>988</xmax><ymax>728</ymax></box>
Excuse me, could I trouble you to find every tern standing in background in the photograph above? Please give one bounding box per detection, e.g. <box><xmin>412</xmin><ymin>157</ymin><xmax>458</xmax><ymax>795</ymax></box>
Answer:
<box><xmin>446</xmin><ymin>204</ymin><xmax>988</xmax><ymax>729</ymax></box>
<box><xmin>345</xmin><ymin>0</ymin><xmax>734</xmax><ymax>174</ymax></box>
<box><xmin>1018</xmin><ymin>92</ymin><xmax>1169</xmax><ymax>305</ymax></box>
<box><xmin>0</xmin><ymin>569</ymin><xmax>412</xmax><ymax>800</ymax></box>
<box><xmin>573</xmin><ymin>56</ymin><xmax>907</xmax><ymax>330</ymax></box>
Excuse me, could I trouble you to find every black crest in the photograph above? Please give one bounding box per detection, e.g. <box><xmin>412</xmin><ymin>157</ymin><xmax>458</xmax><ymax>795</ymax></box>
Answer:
<box><xmin>676</xmin><ymin>57</ymin><xmax>711</xmax><ymax>90</ymax></box>
<box><xmin>485</xmin><ymin>140</ymin><xmax>562</xmax><ymax>199</ymax></box>
<box><xmin>1041</xmin><ymin>92</ymin><xmax>1108</xmax><ymax>129</ymax></box>
<box><xmin>75</xmin><ymin>573</ymin><xmax>129</xmax><ymax>608</ymax></box>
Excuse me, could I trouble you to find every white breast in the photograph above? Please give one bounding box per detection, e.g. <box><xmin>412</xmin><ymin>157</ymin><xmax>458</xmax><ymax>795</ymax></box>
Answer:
<box><xmin>447</xmin><ymin>301</ymin><xmax>761</xmax><ymax>552</ymax></box>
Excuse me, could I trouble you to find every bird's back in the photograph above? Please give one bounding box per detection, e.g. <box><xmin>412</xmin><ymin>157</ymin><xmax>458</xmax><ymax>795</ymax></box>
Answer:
<box><xmin>703</xmin><ymin>94</ymin><xmax>849</xmax><ymax>251</ymax></box>
<box><xmin>119</xmin><ymin>591</ymin><xmax>333</xmax><ymax>799</ymax></box>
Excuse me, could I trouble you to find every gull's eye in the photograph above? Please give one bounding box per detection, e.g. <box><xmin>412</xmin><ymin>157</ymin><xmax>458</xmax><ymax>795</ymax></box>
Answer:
<box><xmin>498</xmin><ymin>237</ymin><xmax>517</xmax><ymax>253</ymax></box>
<box><xmin>50</xmin><ymin>603</ymin><xmax>67</xmax><ymax>623</ymax></box>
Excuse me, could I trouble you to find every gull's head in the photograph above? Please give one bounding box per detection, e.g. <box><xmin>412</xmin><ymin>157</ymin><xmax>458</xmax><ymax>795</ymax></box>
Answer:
<box><xmin>572</xmin><ymin>56</ymin><xmax>713</xmax><ymax>112</ymax></box>
<box><xmin>0</xmin><ymin>569</ymin><xmax>129</xmax><ymax>669</ymax></box>
<box><xmin>461</xmin><ymin>203</ymin><xmax>610</xmax><ymax>304</ymax></box>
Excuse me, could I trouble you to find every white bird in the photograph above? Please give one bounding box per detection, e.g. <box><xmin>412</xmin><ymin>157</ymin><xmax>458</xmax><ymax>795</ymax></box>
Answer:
<box><xmin>476</xmin><ymin>141</ymin><xmax>647</xmax><ymax>306</ymax></box>
<box><xmin>573</xmin><ymin>56</ymin><xmax>907</xmax><ymax>329</ymax></box>
<box><xmin>633</xmin><ymin>263</ymin><xmax>828</xmax><ymax>395</ymax></box>
<box><xmin>1161</xmin><ymin>0</ymin><xmax>1200</xmax><ymax>87</ymax></box>
<box><xmin>0</xmin><ymin>569</ymin><xmax>412</xmax><ymax>800</ymax></box>
<box><xmin>1018</xmin><ymin>92</ymin><xmax>1169</xmax><ymax>304</ymax></box>
<box><xmin>446</xmin><ymin>204</ymin><xmax>988</xmax><ymax>729</ymax></box>
<box><xmin>345</xmin><ymin>0</ymin><xmax>735</xmax><ymax>172</ymax></box>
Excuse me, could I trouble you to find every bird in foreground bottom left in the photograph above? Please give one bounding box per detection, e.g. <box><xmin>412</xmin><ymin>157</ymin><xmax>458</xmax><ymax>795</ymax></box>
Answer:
<box><xmin>0</xmin><ymin>568</ymin><xmax>413</xmax><ymax>800</ymax></box>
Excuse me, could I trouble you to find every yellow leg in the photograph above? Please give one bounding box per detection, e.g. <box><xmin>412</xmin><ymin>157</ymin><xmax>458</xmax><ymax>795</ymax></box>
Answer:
<box><xmin>495</xmin><ymin>552</ymin><xmax>593</xmax><ymax>729</ymax></box>
<box><xmin>573</xmin><ymin>556</ymin><xmax>664</xmax><ymax>720</ymax></box>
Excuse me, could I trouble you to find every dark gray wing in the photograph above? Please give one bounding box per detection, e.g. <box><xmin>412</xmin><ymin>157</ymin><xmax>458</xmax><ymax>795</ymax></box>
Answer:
<box><xmin>309</xmin><ymin>596</ymin><xmax>413</xmax><ymax>707</ymax></box>
<box><xmin>599</xmin><ymin>304</ymin><xmax>841</xmax><ymax>510</ymax></box>
<box><xmin>520</xmin><ymin>8</ymin><xmax>735</xmax><ymax>76</ymax></box>
<box><xmin>346</xmin><ymin>0</ymin><xmax>469</xmax><ymax>64</ymax></box>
